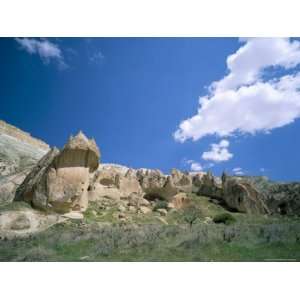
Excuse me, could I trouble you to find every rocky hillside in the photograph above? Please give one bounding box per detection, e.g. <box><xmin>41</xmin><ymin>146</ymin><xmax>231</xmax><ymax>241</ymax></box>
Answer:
<box><xmin>0</xmin><ymin>120</ymin><xmax>300</xmax><ymax>261</ymax></box>
<box><xmin>0</xmin><ymin>120</ymin><xmax>50</xmax><ymax>203</ymax></box>
<box><xmin>1</xmin><ymin>119</ymin><xmax>300</xmax><ymax>218</ymax></box>
<box><xmin>0</xmin><ymin>121</ymin><xmax>299</xmax><ymax>232</ymax></box>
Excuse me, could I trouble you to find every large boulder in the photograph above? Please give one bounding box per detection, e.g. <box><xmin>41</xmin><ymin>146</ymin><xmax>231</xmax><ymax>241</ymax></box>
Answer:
<box><xmin>222</xmin><ymin>177</ymin><xmax>269</xmax><ymax>214</ymax></box>
<box><xmin>14</xmin><ymin>131</ymin><xmax>100</xmax><ymax>213</ymax></box>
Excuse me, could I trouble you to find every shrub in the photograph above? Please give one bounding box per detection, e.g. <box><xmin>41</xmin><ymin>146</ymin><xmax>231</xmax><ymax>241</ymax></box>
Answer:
<box><xmin>153</xmin><ymin>200</ymin><xmax>168</xmax><ymax>211</ymax></box>
<box><xmin>213</xmin><ymin>213</ymin><xmax>236</xmax><ymax>225</ymax></box>
<box><xmin>182</xmin><ymin>205</ymin><xmax>202</xmax><ymax>228</ymax></box>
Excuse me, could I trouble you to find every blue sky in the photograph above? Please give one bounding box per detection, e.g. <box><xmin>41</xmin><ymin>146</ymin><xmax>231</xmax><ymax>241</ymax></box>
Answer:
<box><xmin>1</xmin><ymin>37</ymin><xmax>300</xmax><ymax>182</ymax></box>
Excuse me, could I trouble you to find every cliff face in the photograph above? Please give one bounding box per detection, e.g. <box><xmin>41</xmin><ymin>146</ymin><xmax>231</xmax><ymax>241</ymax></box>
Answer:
<box><xmin>0</xmin><ymin>120</ymin><xmax>50</xmax><ymax>203</ymax></box>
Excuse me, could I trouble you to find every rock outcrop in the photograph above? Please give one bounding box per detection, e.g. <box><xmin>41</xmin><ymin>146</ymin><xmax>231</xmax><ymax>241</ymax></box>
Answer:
<box><xmin>222</xmin><ymin>177</ymin><xmax>270</xmax><ymax>214</ymax></box>
<box><xmin>197</xmin><ymin>171</ymin><xmax>223</xmax><ymax>200</ymax></box>
<box><xmin>3</xmin><ymin>120</ymin><xmax>300</xmax><ymax>217</ymax></box>
<box><xmin>191</xmin><ymin>171</ymin><xmax>269</xmax><ymax>214</ymax></box>
<box><xmin>0</xmin><ymin>120</ymin><xmax>50</xmax><ymax>204</ymax></box>
<box><xmin>0</xmin><ymin>120</ymin><xmax>49</xmax><ymax>151</ymax></box>
<box><xmin>14</xmin><ymin>132</ymin><xmax>100</xmax><ymax>213</ymax></box>
<box><xmin>245</xmin><ymin>177</ymin><xmax>300</xmax><ymax>216</ymax></box>
<box><xmin>170</xmin><ymin>192</ymin><xmax>191</xmax><ymax>209</ymax></box>
<box><xmin>89</xmin><ymin>166</ymin><xmax>143</xmax><ymax>203</ymax></box>
<box><xmin>137</xmin><ymin>168</ymin><xmax>192</xmax><ymax>201</ymax></box>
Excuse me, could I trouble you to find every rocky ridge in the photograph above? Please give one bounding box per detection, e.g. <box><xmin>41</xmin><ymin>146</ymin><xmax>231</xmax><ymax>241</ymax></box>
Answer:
<box><xmin>0</xmin><ymin>120</ymin><xmax>300</xmax><ymax>238</ymax></box>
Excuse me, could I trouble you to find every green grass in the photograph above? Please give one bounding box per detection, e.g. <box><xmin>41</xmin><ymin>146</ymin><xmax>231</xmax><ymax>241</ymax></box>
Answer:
<box><xmin>0</xmin><ymin>220</ymin><xmax>299</xmax><ymax>261</ymax></box>
<box><xmin>1</xmin><ymin>194</ymin><xmax>300</xmax><ymax>261</ymax></box>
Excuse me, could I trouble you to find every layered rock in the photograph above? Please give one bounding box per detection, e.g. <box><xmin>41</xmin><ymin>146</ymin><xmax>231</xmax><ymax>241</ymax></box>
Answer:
<box><xmin>0</xmin><ymin>120</ymin><xmax>49</xmax><ymax>151</ymax></box>
<box><xmin>15</xmin><ymin>132</ymin><xmax>100</xmax><ymax>213</ymax></box>
<box><xmin>0</xmin><ymin>120</ymin><xmax>50</xmax><ymax>204</ymax></box>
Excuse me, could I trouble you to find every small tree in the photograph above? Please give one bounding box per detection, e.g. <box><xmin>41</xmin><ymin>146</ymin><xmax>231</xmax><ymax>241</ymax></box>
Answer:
<box><xmin>182</xmin><ymin>205</ymin><xmax>202</xmax><ymax>229</ymax></box>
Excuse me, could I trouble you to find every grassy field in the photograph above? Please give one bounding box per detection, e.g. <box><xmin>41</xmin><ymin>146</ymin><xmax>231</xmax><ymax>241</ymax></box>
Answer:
<box><xmin>0</xmin><ymin>194</ymin><xmax>300</xmax><ymax>262</ymax></box>
<box><xmin>0</xmin><ymin>220</ymin><xmax>299</xmax><ymax>261</ymax></box>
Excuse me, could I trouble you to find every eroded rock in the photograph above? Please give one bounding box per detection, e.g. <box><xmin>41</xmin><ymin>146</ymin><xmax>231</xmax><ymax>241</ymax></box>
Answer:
<box><xmin>15</xmin><ymin>131</ymin><xmax>100</xmax><ymax>213</ymax></box>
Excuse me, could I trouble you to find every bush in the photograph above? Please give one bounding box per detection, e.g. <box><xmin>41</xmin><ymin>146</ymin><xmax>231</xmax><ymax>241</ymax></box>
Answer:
<box><xmin>153</xmin><ymin>200</ymin><xmax>168</xmax><ymax>211</ymax></box>
<box><xmin>182</xmin><ymin>205</ymin><xmax>202</xmax><ymax>228</ymax></box>
<box><xmin>213</xmin><ymin>213</ymin><xmax>236</xmax><ymax>225</ymax></box>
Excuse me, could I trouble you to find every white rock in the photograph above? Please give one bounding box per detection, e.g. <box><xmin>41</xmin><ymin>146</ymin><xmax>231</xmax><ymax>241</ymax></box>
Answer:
<box><xmin>63</xmin><ymin>212</ymin><xmax>84</xmax><ymax>220</ymax></box>
<box><xmin>140</xmin><ymin>206</ymin><xmax>152</xmax><ymax>214</ymax></box>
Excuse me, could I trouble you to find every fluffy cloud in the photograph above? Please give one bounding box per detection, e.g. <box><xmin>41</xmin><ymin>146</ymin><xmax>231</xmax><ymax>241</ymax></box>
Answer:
<box><xmin>202</xmin><ymin>139</ymin><xmax>233</xmax><ymax>162</ymax></box>
<box><xmin>232</xmin><ymin>167</ymin><xmax>244</xmax><ymax>175</ymax></box>
<box><xmin>174</xmin><ymin>38</ymin><xmax>300</xmax><ymax>142</ymax></box>
<box><xmin>185</xmin><ymin>159</ymin><xmax>214</xmax><ymax>172</ymax></box>
<box><xmin>15</xmin><ymin>38</ymin><xmax>66</xmax><ymax>68</ymax></box>
<box><xmin>188</xmin><ymin>161</ymin><xmax>203</xmax><ymax>172</ymax></box>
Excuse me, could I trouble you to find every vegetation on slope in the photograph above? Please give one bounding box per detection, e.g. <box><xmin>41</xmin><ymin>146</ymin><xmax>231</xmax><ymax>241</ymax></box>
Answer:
<box><xmin>0</xmin><ymin>194</ymin><xmax>299</xmax><ymax>262</ymax></box>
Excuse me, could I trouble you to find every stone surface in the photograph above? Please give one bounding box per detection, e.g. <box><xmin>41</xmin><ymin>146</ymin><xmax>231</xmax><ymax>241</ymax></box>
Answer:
<box><xmin>222</xmin><ymin>177</ymin><xmax>269</xmax><ymax>214</ymax></box>
<box><xmin>63</xmin><ymin>212</ymin><xmax>84</xmax><ymax>220</ymax></box>
<box><xmin>0</xmin><ymin>120</ymin><xmax>49</xmax><ymax>204</ymax></box>
<box><xmin>3</xmin><ymin>119</ymin><xmax>300</xmax><ymax>217</ymax></box>
<box><xmin>170</xmin><ymin>192</ymin><xmax>191</xmax><ymax>209</ymax></box>
<box><xmin>15</xmin><ymin>131</ymin><xmax>100</xmax><ymax>213</ymax></box>
<box><xmin>140</xmin><ymin>206</ymin><xmax>152</xmax><ymax>214</ymax></box>
<box><xmin>197</xmin><ymin>171</ymin><xmax>223</xmax><ymax>200</ymax></box>
<box><xmin>246</xmin><ymin>176</ymin><xmax>300</xmax><ymax>216</ymax></box>
<box><xmin>0</xmin><ymin>208</ymin><xmax>61</xmax><ymax>238</ymax></box>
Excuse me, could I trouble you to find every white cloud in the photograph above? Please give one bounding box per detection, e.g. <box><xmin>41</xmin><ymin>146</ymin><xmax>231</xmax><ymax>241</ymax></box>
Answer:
<box><xmin>260</xmin><ymin>167</ymin><xmax>266</xmax><ymax>172</ymax></box>
<box><xmin>232</xmin><ymin>167</ymin><xmax>244</xmax><ymax>175</ymax></box>
<box><xmin>202</xmin><ymin>139</ymin><xmax>233</xmax><ymax>162</ymax></box>
<box><xmin>15</xmin><ymin>38</ymin><xmax>67</xmax><ymax>68</ymax></box>
<box><xmin>184</xmin><ymin>159</ymin><xmax>213</xmax><ymax>172</ymax></box>
<box><xmin>174</xmin><ymin>38</ymin><xmax>300</xmax><ymax>143</ymax></box>
<box><xmin>189</xmin><ymin>161</ymin><xmax>203</xmax><ymax>172</ymax></box>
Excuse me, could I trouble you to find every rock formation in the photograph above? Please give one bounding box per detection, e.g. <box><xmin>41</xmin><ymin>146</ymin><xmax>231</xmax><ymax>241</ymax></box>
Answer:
<box><xmin>137</xmin><ymin>168</ymin><xmax>193</xmax><ymax>201</ymax></box>
<box><xmin>0</xmin><ymin>120</ymin><xmax>49</xmax><ymax>151</ymax></box>
<box><xmin>0</xmin><ymin>120</ymin><xmax>50</xmax><ymax>204</ymax></box>
<box><xmin>89</xmin><ymin>166</ymin><xmax>143</xmax><ymax>202</ymax></box>
<box><xmin>15</xmin><ymin>132</ymin><xmax>100</xmax><ymax>213</ymax></box>
<box><xmin>222</xmin><ymin>176</ymin><xmax>270</xmax><ymax>214</ymax></box>
<box><xmin>2</xmin><ymin>120</ymin><xmax>300</xmax><ymax>217</ymax></box>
